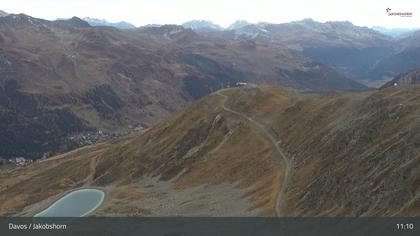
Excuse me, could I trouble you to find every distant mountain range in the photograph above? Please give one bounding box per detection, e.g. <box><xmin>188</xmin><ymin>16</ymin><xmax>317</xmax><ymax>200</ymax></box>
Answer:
<box><xmin>55</xmin><ymin>16</ymin><xmax>91</xmax><ymax>28</ymax></box>
<box><xmin>182</xmin><ymin>20</ymin><xmax>252</xmax><ymax>31</ymax></box>
<box><xmin>182</xmin><ymin>20</ymin><xmax>222</xmax><ymax>31</ymax></box>
<box><xmin>83</xmin><ymin>17</ymin><xmax>135</xmax><ymax>29</ymax></box>
<box><xmin>181</xmin><ymin>19</ymin><xmax>414</xmax><ymax>42</ymax></box>
<box><xmin>372</xmin><ymin>26</ymin><xmax>418</xmax><ymax>38</ymax></box>
<box><xmin>0</xmin><ymin>10</ymin><xmax>8</xmax><ymax>17</ymax></box>
<box><xmin>228</xmin><ymin>20</ymin><xmax>251</xmax><ymax>30</ymax></box>
<box><xmin>182</xmin><ymin>18</ymin><xmax>420</xmax><ymax>84</ymax></box>
<box><xmin>55</xmin><ymin>16</ymin><xmax>135</xmax><ymax>29</ymax></box>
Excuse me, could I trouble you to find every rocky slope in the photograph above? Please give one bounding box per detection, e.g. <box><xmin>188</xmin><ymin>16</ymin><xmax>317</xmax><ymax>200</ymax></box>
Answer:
<box><xmin>0</xmin><ymin>13</ymin><xmax>365</xmax><ymax>159</ymax></box>
<box><xmin>0</xmin><ymin>85</ymin><xmax>419</xmax><ymax>217</ymax></box>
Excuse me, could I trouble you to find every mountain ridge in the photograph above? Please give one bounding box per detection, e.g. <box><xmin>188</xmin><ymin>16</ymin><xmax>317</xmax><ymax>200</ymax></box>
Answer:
<box><xmin>55</xmin><ymin>16</ymin><xmax>91</xmax><ymax>28</ymax></box>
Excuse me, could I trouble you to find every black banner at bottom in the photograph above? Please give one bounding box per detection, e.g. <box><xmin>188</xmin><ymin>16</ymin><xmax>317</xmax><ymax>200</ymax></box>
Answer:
<box><xmin>1</xmin><ymin>217</ymin><xmax>418</xmax><ymax>236</ymax></box>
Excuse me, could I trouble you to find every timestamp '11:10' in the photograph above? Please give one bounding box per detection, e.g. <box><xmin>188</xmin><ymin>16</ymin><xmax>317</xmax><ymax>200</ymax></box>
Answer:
<box><xmin>396</xmin><ymin>223</ymin><xmax>414</xmax><ymax>230</ymax></box>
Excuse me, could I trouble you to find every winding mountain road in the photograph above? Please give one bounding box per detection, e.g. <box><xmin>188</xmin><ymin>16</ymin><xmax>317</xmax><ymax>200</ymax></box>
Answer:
<box><xmin>216</xmin><ymin>91</ymin><xmax>292</xmax><ymax>217</ymax></box>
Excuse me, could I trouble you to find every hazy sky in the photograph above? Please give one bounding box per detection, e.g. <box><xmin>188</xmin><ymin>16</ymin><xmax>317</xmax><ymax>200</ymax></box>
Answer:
<box><xmin>1</xmin><ymin>0</ymin><xmax>419</xmax><ymax>28</ymax></box>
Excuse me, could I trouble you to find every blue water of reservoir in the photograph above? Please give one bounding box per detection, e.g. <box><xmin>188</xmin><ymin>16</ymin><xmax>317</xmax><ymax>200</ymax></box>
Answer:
<box><xmin>34</xmin><ymin>189</ymin><xmax>105</xmax><ymax>217</ymax></box>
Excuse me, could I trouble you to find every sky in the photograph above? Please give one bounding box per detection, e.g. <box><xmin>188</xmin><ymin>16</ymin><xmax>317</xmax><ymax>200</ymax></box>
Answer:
<box><xmin>1</xmin><ymin>0</ymin><xmax>419</xmax><ymax>28</ymax></box>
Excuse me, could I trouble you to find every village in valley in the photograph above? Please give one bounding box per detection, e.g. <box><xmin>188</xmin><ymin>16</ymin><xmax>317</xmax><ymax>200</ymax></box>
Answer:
<box><xmin>0</xmin><ymin>124</ymin><xmax>144</xmax><ymax>171</ymax></box>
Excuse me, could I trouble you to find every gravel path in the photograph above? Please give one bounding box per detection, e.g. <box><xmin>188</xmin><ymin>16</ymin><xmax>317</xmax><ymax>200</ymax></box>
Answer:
<box><xmin>216</xmin><ymin>91</ymin><xmax>293</xmax><ymax>217</ymax></box>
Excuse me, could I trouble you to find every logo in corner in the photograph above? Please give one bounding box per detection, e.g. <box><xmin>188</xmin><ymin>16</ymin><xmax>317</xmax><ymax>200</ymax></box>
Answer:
<box><xmin>386</xmin><ymin>7</ymin><xmax>413</xmax><ymax>17</ymax></box>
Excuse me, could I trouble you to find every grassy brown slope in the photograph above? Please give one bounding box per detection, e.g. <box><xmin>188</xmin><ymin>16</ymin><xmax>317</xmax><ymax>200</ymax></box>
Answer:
<box><xmin>1</xmin><ymin>85</ymin><xmax>419</xmax><ymax>217</ymax></box>
<box><xmin>0</xmin><ymin>94</ymin><xmax>283</xmax><ymax>216</ymax></box>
